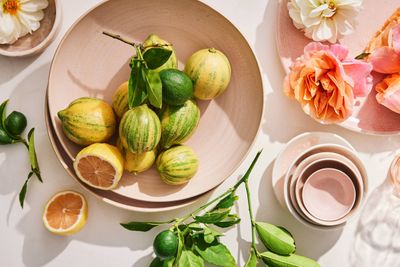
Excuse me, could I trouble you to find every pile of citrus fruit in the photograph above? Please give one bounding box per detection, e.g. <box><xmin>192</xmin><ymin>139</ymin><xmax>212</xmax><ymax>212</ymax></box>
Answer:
<box><xmin>56</xmin><ymin>34</ymin><xmax>231</xmax><ymax>192</ymax></box>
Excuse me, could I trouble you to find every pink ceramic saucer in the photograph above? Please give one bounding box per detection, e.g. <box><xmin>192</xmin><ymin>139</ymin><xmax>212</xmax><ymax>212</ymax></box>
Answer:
<box><xmin>277</xmin><ymin>0</ymin><xmax>400</xmax><ymax>135</ymax></box>
<box><xmin>302</xmin><ymin>168</ymin><xmax>356</xmax><ymax>222</ymax></box>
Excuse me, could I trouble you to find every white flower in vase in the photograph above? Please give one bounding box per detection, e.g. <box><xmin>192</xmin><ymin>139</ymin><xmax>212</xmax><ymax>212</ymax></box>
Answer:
<box><xmin>288</xmin><ymin>0</ymin><xmax>362</xmax><ymax>43</ymax></box>
<box><xmin>0</xmin><ymin>0</ymin><xmax>49</xmax><ymax>44</ymax></box>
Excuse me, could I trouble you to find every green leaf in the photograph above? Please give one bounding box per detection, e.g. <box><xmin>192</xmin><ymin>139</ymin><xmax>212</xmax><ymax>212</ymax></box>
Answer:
<box><xmin>214</xmin><ymin>193</ymin><xmax>238</xmax><ymax>210</ymax></box>
<box><xmin>0</xmin><ymin>128</ymin><xmax>13</xmax><ymax>144</ymax></box>
<box><xmin>143</xmin><ymin>48</ymin><xmax>173</xmax><ymax>69</ymax></box>
<box><xmin>203</xmin><ymin>226</ymin><xmax>223</xmax><ymax>244</ymax></box>
<box><xmin>195</xmin><ymin>208</ymin><xmax>231</xmax><ymax>224</ymax></box>
<box><xmin>214</xmin><ymin>214</ymin><xmax>241</xmax><ymax>228</ymax></box>
<box><xmin>188</xmin><ymin>223</ymin><xmax>203</xmax><ymax>231</ymax></box>
<box><xmin>163</xmin><ymin>257</ymin><xmax>175</xmax><ymax>267</ymax></box>
<box><xmin>244</xmin><ymin>249</ymin><xmax>258</xmax><ymax>267</ymax></box>
<box><xmin>194</xmin><ymin>239</ymin><xmax>236</xmax><ymax>267</ymax></box>
<box><xmin>120</xmin><ymin>221</ymin><xmax>164</xmax><ymax>232</ymax></box>
<box><xmin>143</xmin><ymin>68</ymin><xmax>162</xmax><ymax>109</ymax></box>
<box><xmin>19</xmin><ymin>171</ymin><xmax>33</xmax><ymax>208</ymax></box>
<box><xmin>28</xmin><ymin>128</ymin><xmax>42</xmax><ymax>183</ymax></box>
<box><xmin>355</xmin><ymin>52</ymin><xmax>370</xmax><ymax>60</ymax></box>
<box><xmin>255</xmin><ymin>222</ymin><xmax>295</xmax><ymax>255</ymax></box>
<box><xmin>174</xmin><ymin>230</ymin><xmax>184</xmax><ymax>265</ymax></box>
<box><xmin>178</xmin><ymin>250</ymin><xmax>204</xmax><ymax>267</ymax></box>
<box><xmin>0</xmin><ymin>99</ymin><xmax>8</xmax><ymax>130</ymax></box>
<box><xmin>260</xmin><ymin>251</ymin><xmax>320</xmax><ymax>267</ymax></box>
<box><xmin>128</xmin><ymin>60</ymin><xmax>147</xmax><ymax>108</ymax></box>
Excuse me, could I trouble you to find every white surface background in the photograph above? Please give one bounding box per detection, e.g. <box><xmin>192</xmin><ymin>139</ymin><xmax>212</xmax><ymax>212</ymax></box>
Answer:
<box><xmin>1</xmin><ymin>0</ymin><xmax>399</xmax><ymax>266</ymax></box>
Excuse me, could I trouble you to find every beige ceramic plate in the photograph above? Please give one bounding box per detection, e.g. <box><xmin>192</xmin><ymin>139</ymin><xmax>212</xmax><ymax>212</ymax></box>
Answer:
<box><xmin>45</xmin><ymin>96</ymin><xmax>212</xmax><ymax>212</ymax></box>
<box><xmin>47</xmin><ymin>0</ymin><xmax>263</xmax><ymax>203</ymax></box>
<box><xmin>277</xmin><ymin>0</ymin><xmax>400</xmax><ymax>135</ymax></box>
<box><xmin>0</xmin><ymin>0</ymin><xmax>61</xmax><ymax>57</ymax></box>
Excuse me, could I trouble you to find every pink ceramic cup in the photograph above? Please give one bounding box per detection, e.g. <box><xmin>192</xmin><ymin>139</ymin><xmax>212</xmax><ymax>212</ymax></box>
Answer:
<box><xmin>302</xmin><ymin>168</ymin><xmax>356</xmax><ymax>222</ymax></box>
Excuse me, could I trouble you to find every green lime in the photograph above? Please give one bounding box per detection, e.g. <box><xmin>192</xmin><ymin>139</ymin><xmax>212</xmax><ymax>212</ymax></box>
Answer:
<box><xmin>153</xmin><ymin>230</ymin><xmax>178</xmax><ymax>260</ymax></box>
<box><xmin>5</xmin><ymin>111</ymin><xmax>27</xmax><ymax>136</ymax></box>
<box><xmin>0</xmin><ymin>128</ymin><xmax>13</xmax><ymax>144</ymax></box>
<box><xmin>160</xmin><ymin>69</ymin><xmax>193</xmax><ymax>106</ymax></box>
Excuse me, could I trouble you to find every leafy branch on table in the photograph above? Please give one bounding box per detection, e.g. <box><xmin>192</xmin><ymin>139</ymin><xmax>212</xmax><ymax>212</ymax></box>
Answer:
<box><xmin>121</xmin><ymin>151</ymin><xmax>320</xmax><ymax>267</ymax></box>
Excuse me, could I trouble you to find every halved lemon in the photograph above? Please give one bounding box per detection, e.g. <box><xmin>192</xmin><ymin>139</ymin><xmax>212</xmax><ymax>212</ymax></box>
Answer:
<box><xmin>43</xmin><ymin>191</ymin><xmax>88</xmax><ymax>236</ymax></box>
<box><xmin>73</xmin><ymin>143</ymin><xmax>124</xmax><ymax>190</ymax></box>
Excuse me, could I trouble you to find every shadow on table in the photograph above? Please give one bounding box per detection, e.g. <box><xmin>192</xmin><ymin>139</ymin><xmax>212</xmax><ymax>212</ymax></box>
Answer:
<box><xmin>0</xmin><ymin>63</ymin><xmax>52</xmax><ymax>230</ymax></box>
<box><xmin>255</xmin><ymin>161</ymin><xmax>343</xmax><ymax>261</ymax></box>
<box><xmin>0</xmin><ymin>55</ymin><xmax>37</xmax><ymax>86</ymax></box>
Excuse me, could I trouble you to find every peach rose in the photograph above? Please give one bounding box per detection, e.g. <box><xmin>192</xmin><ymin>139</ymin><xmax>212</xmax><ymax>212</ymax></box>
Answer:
<box><xmin>367</xmin><ymin>10</ymin><xmax>400</xmax><ymax>74</ymax></box>
<box><xmin>375</xmin><ymin>73</ymin><xmax>400</xmax><ymax>114</ymax></box>
<box><xmin>284</xmin><ymin>42</ymin><xmax>373</xmax><ymax>123</ymax></box>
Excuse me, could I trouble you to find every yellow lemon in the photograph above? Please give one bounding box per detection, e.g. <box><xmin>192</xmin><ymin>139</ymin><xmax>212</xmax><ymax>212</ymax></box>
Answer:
<box><xmin>73</xmin><ymin>143</ymin><xmax>124</xmax><ymax>190</ymax></box>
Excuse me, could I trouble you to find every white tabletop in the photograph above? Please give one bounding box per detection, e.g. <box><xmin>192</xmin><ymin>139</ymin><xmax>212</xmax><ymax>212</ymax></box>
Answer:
<box><xmin>1</xmin><ymin>0</ymin><xmax>399</xmax><ymax>266</ymax></box>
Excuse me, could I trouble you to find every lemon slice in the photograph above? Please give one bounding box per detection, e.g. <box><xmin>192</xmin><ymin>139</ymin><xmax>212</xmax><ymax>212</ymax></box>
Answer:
<box><xmin>43</xmin><ymin>191</ymin><xmax>88</xmax><ymax>236</ymax></box>
<box><xmin>73</xmin><ymin>143</ymin><xmax>124</xmax><ymax>190</ymax></box>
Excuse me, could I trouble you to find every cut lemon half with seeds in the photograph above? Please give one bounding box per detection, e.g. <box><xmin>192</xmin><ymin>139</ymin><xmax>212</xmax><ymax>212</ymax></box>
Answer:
<box><xmin>43</xmin><ymin>191</ymin><xmax>88</xmax><ymax>236</ymax></box>
<box><xmin>73</xmin><ymin>143</ymin><xmax>124</xmax><ymax>190</ymax></box>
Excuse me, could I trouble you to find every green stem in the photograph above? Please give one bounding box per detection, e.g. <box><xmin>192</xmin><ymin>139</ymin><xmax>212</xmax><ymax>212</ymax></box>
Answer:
<box><xmin>234</xmin><ymin>150</ymin><xmax>262</xmax><ymax>191</ymax></box>
<box><xmin>245</xmin><ymin>179</ymin><xmax>259</xmax><ymax>257</ymax></box>
<box><xmin>174</xmin><ymin>189</ymin><xmax>234</xmax><ymax>226</ymax></box>
<box><xmin>174</xmin><ymin>150</ymin><xmax>263</xmax><ymax>226</ymax></box>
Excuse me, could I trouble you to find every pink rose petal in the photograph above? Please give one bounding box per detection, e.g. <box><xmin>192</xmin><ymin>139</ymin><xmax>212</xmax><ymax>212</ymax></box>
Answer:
<box><xmin>376</xmin><ymin>88</ymin><xmax>400</xmax><ymax>114</ymax></box>
<box><xmin>370</xmin><ymin>47</ymin><xmax>400</xmax><ymax>74</ymax></box>
<box><xmin>342</xmin><ymin>60</ymin><xmax>373</xmax><ymax>97</ymax></box>
<box><xmin>329</xmin><ymin>43</ymin><xmax>349</xmax><ymax>61</ymax></box>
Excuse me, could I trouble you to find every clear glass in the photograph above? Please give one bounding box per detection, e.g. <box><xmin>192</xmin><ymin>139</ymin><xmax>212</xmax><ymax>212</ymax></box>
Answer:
<box><xmin>350</xmin><ymin>156</ymin><xmax>400</xmax><ymax>266</ymax></box>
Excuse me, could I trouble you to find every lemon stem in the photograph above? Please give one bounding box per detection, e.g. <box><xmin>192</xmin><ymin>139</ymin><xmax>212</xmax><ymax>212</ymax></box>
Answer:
<box><xmin>102</xmin><ymin>31</ymin><xmax>173</xmax><ymax>50</ymax></box>
<box><xmin>102</xmin><ymin>31</ymin><xmax>137</xmax><ymax>47</ymax></box>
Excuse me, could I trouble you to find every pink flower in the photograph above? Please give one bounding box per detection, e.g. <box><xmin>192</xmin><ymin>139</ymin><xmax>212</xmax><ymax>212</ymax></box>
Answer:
<box><xmin>368</xmin><ymin>23</ymin><xmax>400</xmax><ymax>74</ymax></box>
<box><xmin>375</xmin><ymin>73</ymin><xmax>400</xmax><ymax>114</ymax></box>
<box><xmin>284</xmin><ymin>42</ymin><xmax>373</xmax><ymax>123</ymax></box>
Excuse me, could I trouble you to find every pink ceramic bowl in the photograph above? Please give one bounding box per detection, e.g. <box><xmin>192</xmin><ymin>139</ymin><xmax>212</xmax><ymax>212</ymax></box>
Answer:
<box><xmin>294</xmin><ymin>156</ymin><xmax>364</xmax><ymax>226</ymax></box>
<box><xmin>302</xmin><ymin>168</ymin><xmax>356</xmax><ymax>222</ymax></box>
<box><xmin>283</xmin><ymin>142</ymin><xmax>367</xmax><ymax>230</ymax></box>
<box><xmin>272</xmin><ymin>132</ymin><xmax>354</xmax><ymax>207</ymax></box>
<box><xmin>47</xmin><ymin>0</ymin><xmax>264</xmax><ymax>205</ymax></box>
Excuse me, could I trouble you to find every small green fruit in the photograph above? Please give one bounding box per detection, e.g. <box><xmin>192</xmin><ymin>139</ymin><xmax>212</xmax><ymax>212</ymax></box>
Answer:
<box><xmin>159</xmin><ymin>69</ymin><xmax>193</xmax><ymax>106</ymax></box>
<box><xmin>5</xmin><ymin>111</ymin><xmax>27</xmax><ymax>136</ymax></box>
<box><xmin>153</xmin><ymin>230</ymin><xmax>178</xmax><ymax>260</ymax></box>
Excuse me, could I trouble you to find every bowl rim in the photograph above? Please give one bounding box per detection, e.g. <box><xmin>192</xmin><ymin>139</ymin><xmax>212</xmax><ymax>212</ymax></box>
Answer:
<box><xmin>0</xmin><ymin>0</ymin><xmax>62</xmax><ymax>57</ymax></box>
<box><xmin>46</xmin><ymin>0</ymin><xmax>265</xmax><ymax>204</ymax></box>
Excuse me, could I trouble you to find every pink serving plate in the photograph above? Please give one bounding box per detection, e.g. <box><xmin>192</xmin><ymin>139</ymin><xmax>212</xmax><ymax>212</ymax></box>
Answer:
<box><xmin>47</xmin><ymin>0</ymin><xmax>263</xmax><ymax>203</ymax></box>
<box><xmin>277</xmin><ymin>0</ymin><xmax>400</xmax><ymax>135</ymax></box>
